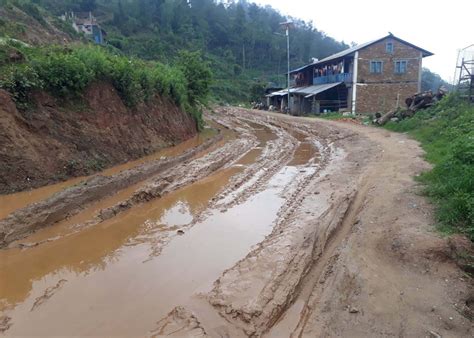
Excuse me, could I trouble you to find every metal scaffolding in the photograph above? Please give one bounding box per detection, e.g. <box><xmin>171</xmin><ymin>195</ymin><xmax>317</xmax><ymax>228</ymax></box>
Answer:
<box><xmin>454</xmin><ymin>44</ymin><xmax>474</xmax><ymax>102</ymax></box>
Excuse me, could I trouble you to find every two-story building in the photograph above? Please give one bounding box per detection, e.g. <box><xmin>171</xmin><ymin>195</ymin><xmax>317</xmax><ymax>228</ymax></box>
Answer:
<box><xmin>267</xmin><ymin>33</ymin><xmax>433</xmax><ymax>115</ymax></box>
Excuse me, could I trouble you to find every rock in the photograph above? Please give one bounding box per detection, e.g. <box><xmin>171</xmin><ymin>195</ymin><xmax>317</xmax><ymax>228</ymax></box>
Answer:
<box><xmin>177</xmin><ymin>230</ymin><xmax>185</xmax><ymax>235</ymax></box>
<box><xmin>99</xmin><ymin>208</ymin><xmax>115</xmax><ymax>220</ymax></box>
<box><xmin>349</xmin><ymin>307</ymin><xmax>359</xmax><ymax>313</ymax></box>
<box><xmin>428</xmin><ymin>330</ymin><xmax>442</xmax><ymax>338</ymax></box>
<box><xmin>390</xmin><ymin>117</ymin><xmax>399</xmax><ymax>122</ymax></box>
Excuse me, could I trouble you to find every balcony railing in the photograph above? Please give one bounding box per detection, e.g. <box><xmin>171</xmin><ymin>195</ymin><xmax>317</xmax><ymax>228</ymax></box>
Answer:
<box><xmin>313</xmin><ymin>73</ymin><xmax>352</xmax><ymax>85</ymax></box>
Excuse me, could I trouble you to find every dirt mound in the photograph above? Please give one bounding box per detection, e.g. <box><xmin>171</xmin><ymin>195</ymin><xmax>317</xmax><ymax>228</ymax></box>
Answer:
<box><xmin>0</xmin><ymin>83</ymin><xmax>197</xmax><ymax>193</ymax></box>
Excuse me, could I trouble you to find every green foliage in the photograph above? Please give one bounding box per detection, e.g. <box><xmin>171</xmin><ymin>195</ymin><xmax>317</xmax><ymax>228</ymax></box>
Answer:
<box><xmin>385</xmin><ymin>95</ymin><xmax>474</xmax><ymax>239</ymax></box>
<box><xmin>33</xmin><ymin>51</ymin><xmax>94</xmax><ymax>96</ymax></box>
<box><xmin>0</xmin><ymin>63</ymin><xmax>42</xmax><ymax>102</ymax></box>
<box><xmin>0</xmin><ymin>42</ymin><xmax>206</xmax><ymax>128</ymax></box>
<box><xmin>175</xmin><ymin>50</ymin><xmax>212</xmax><ymax>107</ymax></box>
<box><xmin>2</xmin><ymin>0</ymin><xmax>351</xmax><ymax>103</ymax></box>
<box><xmin>421</xmin><ymin>68</ymin><xmax>452</xmax><ymax>92</ymax></box>
<box><xmin>249</xmin><ymin>81</ymin><xmax>266</xmax><ymax>102</ymax></box>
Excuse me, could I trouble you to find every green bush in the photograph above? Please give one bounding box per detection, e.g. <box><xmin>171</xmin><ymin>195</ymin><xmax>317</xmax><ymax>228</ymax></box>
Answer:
<box><xmin>175</xmin><ymin>50</ymin><xmax>212</xmax><ymax>107</ymax></box>
<box><xmin>72</xmin><ymin>46</ymin><xmax>113</xmax><ymax>79</ymax></box>
<box><xmin>0</xmin><ymin>43</ymin><xmax>208</xmax><ymax>125</ymax></box>
<box><xmin>0</xmin><ymin>64</ymin><xmax>42</xmax><ymax>102</ymax></box>
<box><xmin>33</xmin><ymin>52</ymin><xmax>93</xmax><ymax>96</ymax></box>
<box><xmin>109</xmin><ymin>57</ymin><xmax>144</xmax><ymax>106</ymax></box>
<box><xmin>385</xmin><ymin>95</ymin><xmax>474</xmax><ymax>239</ymax></box>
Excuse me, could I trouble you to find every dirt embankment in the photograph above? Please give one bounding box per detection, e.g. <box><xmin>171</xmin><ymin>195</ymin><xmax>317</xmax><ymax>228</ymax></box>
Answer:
<box><xmin>0</xmin><ymin>82</ymin><xmax>197</xmax><ymax>193</ymax></box>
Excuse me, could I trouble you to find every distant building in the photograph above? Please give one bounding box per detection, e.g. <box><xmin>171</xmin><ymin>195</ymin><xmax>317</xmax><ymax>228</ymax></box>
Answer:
<box><xmin>61</xmin><ymin>12</ymin><xmax>106</xmax><ymax>44</ymax></box>
<box><xmin>267</xmin><ymin>33</ymin><xmax>433</xmax><ymax>115</ymax></box>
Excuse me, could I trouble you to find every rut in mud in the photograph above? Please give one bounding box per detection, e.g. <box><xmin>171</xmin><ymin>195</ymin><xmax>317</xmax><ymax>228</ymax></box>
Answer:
<box><xmin>0</xmin><ymin>108</ymin><xmax>471</xmax><ymax>337</ymax></box>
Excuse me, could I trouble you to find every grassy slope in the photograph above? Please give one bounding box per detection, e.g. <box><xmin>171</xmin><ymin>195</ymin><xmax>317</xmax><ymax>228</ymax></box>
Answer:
<box><xmin>384</xmin><ymin>95</ymin><xmax>474</xmax><ymax>239</ymax></box>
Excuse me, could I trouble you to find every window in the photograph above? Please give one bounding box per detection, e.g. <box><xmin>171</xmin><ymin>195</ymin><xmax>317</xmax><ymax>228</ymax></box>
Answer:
<box><xmin>394</xmin><ymin>60</ymin><xmax>408</xmax><ymax>74</ymax></box>
<box><xmin>386</xmin><ymin>42</ymin><xmax>394</xmax><ymax>53</ymax></box>
<box><xmin>370</xmin><ymin>61</ymin><xmax>383</xmax><ymax>73</ymax></box>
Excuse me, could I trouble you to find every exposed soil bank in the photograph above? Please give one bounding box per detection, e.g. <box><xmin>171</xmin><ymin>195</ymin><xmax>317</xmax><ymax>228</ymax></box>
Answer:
<box><xmin>0</xmin><ymin>82</ymin><xmax>197</xmax><ymax>194</ymax></box>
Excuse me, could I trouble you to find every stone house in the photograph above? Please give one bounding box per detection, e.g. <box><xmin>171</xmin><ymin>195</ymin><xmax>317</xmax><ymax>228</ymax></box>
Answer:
<box><xmin>267</xmin><ymin>33</ymin><xmax>433</xmax><ymax>114</ymax></box>
<box><xmin>61</xmin><ymin>12</ymin><xmax>106</xmax><ymax>44</ymax></box>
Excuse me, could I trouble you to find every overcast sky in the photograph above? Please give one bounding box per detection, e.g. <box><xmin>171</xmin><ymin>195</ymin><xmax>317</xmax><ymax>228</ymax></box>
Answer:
<box><xmin>252</xmin><ymin>0</ymin><xmax>473</xmax><ymax>83</ymax></box>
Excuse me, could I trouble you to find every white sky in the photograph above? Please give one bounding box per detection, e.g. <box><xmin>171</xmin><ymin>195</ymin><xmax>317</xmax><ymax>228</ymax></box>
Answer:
<box><xmin>253</xmin><ymin>0</ymin><xmax>473</xmax><ymax>82</ymax></box>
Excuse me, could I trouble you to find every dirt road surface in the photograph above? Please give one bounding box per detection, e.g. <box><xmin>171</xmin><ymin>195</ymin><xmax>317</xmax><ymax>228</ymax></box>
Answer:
<box><xmin>0</xmin><ymin>107</ymin><xmax>472</xmax><ymax>337</ymax></box>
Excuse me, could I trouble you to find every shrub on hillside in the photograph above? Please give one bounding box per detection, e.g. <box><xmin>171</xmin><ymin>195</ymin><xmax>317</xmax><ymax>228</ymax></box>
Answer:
<box><xmin>0</xmin><ymin>64</ymin><xmax>42</xmax><ymax>102</ymax></box>
<box><xmin>0</xmin><ymin>44</ymin><xmax>206</xmax><ymax>115</ymax></box>
<box><xmin>33</xmin><ymin>52</ymin><xmax>93</xmax><ymax>96</ymax></box>
<box><xmin>175</xmin><ymin>50</ymin><xmax>212</xmax><ymax>107</ymax></box>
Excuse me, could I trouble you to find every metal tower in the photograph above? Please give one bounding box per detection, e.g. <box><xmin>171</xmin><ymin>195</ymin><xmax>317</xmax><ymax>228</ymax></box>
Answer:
<box><xmin>454</xmin><ymin>44</ymin><xmax>474</xmax><ymax>102</ymax></box>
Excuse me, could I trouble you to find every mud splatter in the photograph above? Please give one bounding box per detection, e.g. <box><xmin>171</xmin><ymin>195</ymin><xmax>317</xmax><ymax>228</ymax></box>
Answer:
<box><xmin>30</xmin><ymin>279</ymin><xmax>67</xmax><ymax>312</ymax></box>
<box><xmin>149</xmin><ymin>307</ymin><xmax>207</xmax><ymax>337</ymax></box>
<box><xmin>0</xmin><ymin>315</ymin><xmax>12</xmax><ymax>334</ymax></box>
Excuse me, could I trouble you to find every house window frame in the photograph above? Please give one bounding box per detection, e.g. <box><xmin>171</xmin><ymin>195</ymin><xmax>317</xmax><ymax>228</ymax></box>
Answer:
<box><xmin>370</xmin><ymin>60</ymin><xmax>383</xmax><ymax>74</ymax></box>
<box><xmin>394</xmin><ymin>60</ymin><xmax>408</xmax><ymax>74</ymax></box>
<box><xmin>386</xmin><ymin>41</ymin><xmax>394</xmax><ymax>54</ymax></box>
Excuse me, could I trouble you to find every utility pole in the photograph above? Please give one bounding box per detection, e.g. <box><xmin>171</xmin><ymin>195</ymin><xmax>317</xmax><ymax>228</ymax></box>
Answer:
<box><xmin>280</xmin><ymin>21</ymin><xmax>293</xmax><ymax>114</ymax></box>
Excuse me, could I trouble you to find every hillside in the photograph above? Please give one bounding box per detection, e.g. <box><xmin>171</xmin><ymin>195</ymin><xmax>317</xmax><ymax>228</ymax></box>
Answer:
<box><xmin>0</xmin><ymin>7</ymin><xmax>212</xmax><ymax>192</ymax></box>
<box><xmin>1</xmin><ymin>0</ymin><xmax>451</xmax><ymax>102</ymax></box>
<box><xmin>0</xmin><ymin>0</ymin><xmax>350</xmax><ymax>102</ymax></box>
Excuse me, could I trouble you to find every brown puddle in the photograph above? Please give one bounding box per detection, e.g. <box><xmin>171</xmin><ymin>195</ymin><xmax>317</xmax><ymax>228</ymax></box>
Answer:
<box><xmin>0</xmin><ymin>120</ymin><xmax>271</xmax><ymax>309</ymax></box>
<box><xmin>0</xmin><ymin>165</ymin><xmax>243</xmax><ymax>312</ymax></box>
<box><xmin>288</xmin><ymin>131</ymin><xmax>319</xmax><ymax>166</ymax></box>
<box><xmin>0</xmin><ymin>129</ymin><xmax>218</xmax><ymax>220</ymax></box>
<box><xmin>237</xmin><ymin>121</ymin><xmax>278</xmax><ymax>165</ymax></box>
<box><xmin>101</xmin><ymin>127</ymin><xmax>218</xmax><ymax>177</ymax></box>
<box><xmin>0</xmin><ymin>119</ymin><xmax>315</xmax><ymax>336</ymax></box>
<box><xmin>0</xmin><ymin>177</ymin><xmax>86</xmax><ymax>220</ymax></box>
<box><xmin>0</xmin><ymin>167</ymin><xmax>299</xmax><ymax>336</ymax></box>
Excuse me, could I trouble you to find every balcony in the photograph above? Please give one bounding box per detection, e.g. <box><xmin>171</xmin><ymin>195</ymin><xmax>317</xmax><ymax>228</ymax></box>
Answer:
<box><xmin>313</xmin><ymin>73</ymin><xmax>352</xmax><ymax>85</ymax></box>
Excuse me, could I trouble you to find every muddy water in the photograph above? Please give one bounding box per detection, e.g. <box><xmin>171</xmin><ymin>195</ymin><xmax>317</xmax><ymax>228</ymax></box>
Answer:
<box><xmin>0</xmin><ymin>120</ymin><xmax>319</xmax><ymax>336</ymax></box>
<box><xmin>0</xmin><ymin>128</ymin><xmax>218</xmax><ymax>220</ymax></box>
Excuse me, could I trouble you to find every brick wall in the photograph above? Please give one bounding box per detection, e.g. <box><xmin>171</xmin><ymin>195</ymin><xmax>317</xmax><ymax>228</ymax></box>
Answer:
<box><xmin>356</xmin><ymin>83</ymin><xmax>418</xmax><ymax>113</ymax></box>
<box><xmin>355</xmin><ymin>37</ymin><xmax>422</xmax><ymax>113</ymax></box>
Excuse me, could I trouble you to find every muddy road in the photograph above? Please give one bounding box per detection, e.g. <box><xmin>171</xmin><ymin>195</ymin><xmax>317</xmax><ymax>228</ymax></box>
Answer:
<box><xmin>0</xmin><ymin>108</ymin><xmax>471</xmax><ymax>337</ymax></box>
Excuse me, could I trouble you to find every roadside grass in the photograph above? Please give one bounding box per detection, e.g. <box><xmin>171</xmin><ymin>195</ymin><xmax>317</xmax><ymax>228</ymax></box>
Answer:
<box><xmin>384</xmin><ymin>94</ymin><xmax>474</xmax><ymax>240</ymax></box>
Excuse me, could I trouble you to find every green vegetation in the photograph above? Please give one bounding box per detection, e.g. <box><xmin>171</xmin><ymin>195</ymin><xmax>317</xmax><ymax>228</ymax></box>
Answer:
<box><xmin>0</xmin><ymin>0</ymin><xmax>348</xmax><ymax>103</ymax></box>
<box><xmin>1</xmin><ymin>0</ymin><xmax>450</xmax><ymax>104</ymax></box>
<box><xmin>385</xmin><ymin>95</ymin><xmax>474</xmax><ymax>240</ymax></box>
<box><xmin>0</xmin><ymin>40</ymin><xmax>211</xmax><ymax>126</ymax></box>
<box><xmin>421</xmin><ymin>67</ymin><xmax>452</xmax><ymax>92</ymax></box>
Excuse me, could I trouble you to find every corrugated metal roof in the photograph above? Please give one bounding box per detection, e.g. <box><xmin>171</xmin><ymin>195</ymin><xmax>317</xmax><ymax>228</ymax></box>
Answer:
<box><xmin>266</xmin><ymin>83</ymin><xmax>342</xmax><ymax>98</ymax></box>
<box><xmin>295</xmin><ymin>83</ymin><xmax>343</xmax><ymax>98</ymax></box>
<box><xmin>265</xmin><ymin>88</ymin><xmax>298</xmax><ymax>97</ymax></box>
<box><xmin>290</xmin><ymin>34</ymin><xmax>434</xmax><ymax>74</ymax></box>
